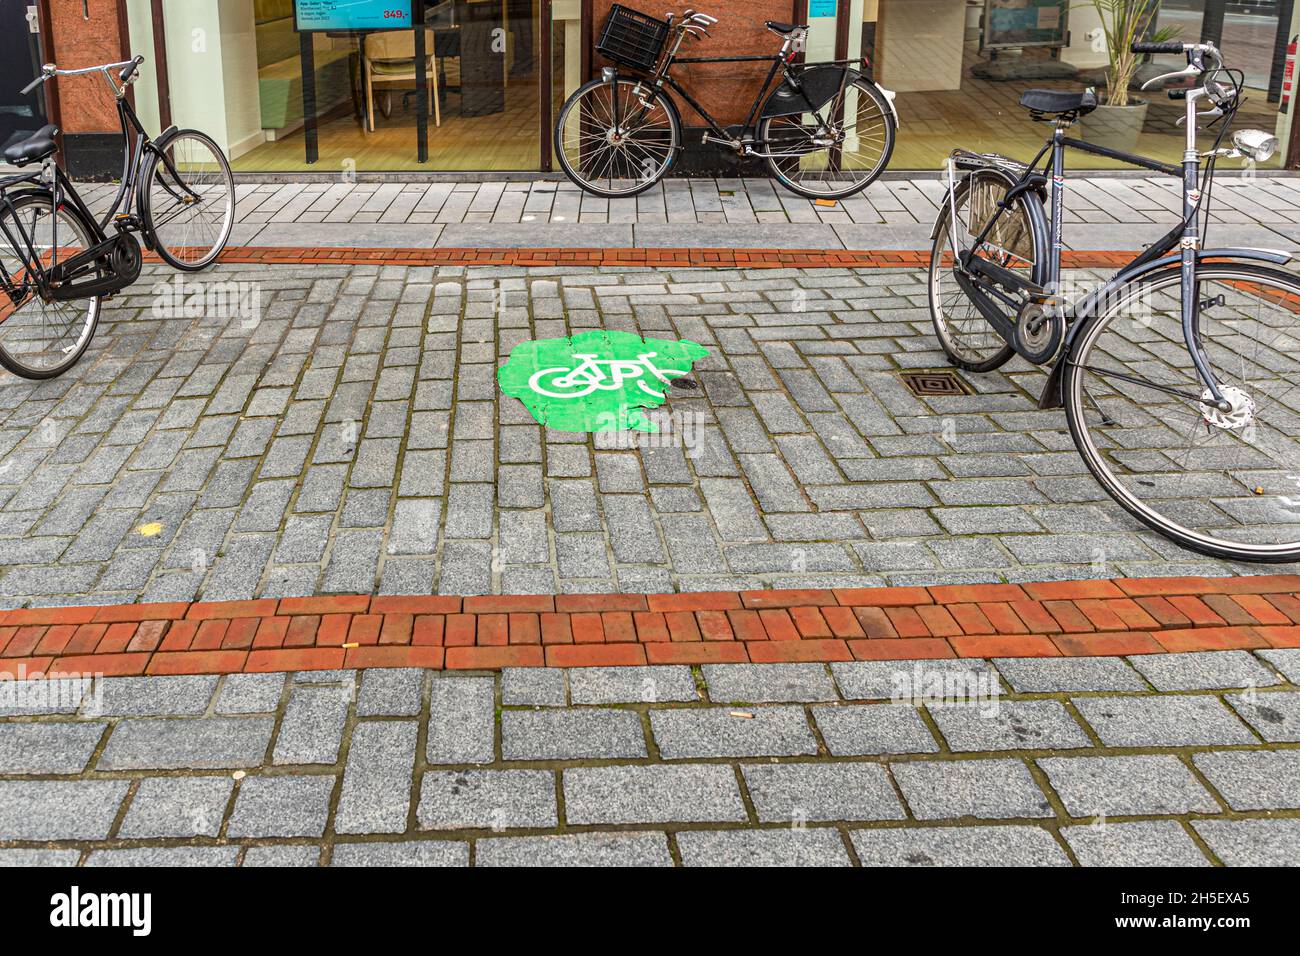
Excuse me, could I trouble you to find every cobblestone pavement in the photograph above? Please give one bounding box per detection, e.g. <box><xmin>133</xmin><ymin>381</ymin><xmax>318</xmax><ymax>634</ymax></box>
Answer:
<box><xmin>4</xmin><ymin>261</ymin><xmax>1299</xmax><ymax>609</ymax></box>
<box><xmin>1</xmin><ymin>653</ymin><xmax>1297</xmax><ymax>865</ymax></box>
<box><xmin>76</xmin><ymin>175</ymin><xmax>1300</xmax><ymax>251</ymax></box>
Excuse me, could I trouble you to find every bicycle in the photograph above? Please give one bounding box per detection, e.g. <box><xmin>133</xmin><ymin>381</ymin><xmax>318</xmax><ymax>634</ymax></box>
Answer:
<box><xmin>529</xmin><ymin>351</ymin><xmax>687</xmax><ymax>399</ymax></box>
<box><xmin>929</xmin><ymin>39</ymin><xmax>1300</xmax><ymax>563</ymax></box>
<box><xmin>0</xmin><ymin>55</ymin><xmax>235</xmax><ymax>379</ymax></box>
<box><xmin>554</xmin><ymin>5</ymin><xmax>898</xmax><ymax>199</ymax></box>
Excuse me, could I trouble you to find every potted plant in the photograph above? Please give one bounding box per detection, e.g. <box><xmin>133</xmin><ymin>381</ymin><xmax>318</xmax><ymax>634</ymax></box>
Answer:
<box><xmin>1078</xmin><ymin>0</ymin><xmax>1179</xmax><ymax>152</ymax></box>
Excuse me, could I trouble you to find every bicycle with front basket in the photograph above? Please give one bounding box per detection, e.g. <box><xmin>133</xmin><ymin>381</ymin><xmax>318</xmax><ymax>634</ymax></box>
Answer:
<box><xmin>554</xmin><ymin>5</ymin><xmax>899</xmax><ymax>199</ymax></box>
<box><xmin>930</xmin><ymin>40</ymin><xmax>1300</xmax><ymax>562</ymax></box>
<box><xmin>0</xmin><ymin>55</ymin><xmax>235</xmax><ymax>379</ymax></box>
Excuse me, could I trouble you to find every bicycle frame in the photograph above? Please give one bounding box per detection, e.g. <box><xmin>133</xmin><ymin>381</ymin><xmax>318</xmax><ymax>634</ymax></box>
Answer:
<box><xmin>950</xmin><ymin>86</ymin><xmax>1289</xmax><ymax>411</ymax></box>
<box><xmin>627</xmin><ymin>26</ymin><xmax>864</xmax><ymax>148</ymax></box>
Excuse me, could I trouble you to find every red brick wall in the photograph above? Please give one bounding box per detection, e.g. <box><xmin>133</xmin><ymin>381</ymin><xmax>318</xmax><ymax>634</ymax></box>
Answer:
<box><xmin>592</xmin><ymin>0</ymin><xmax>800</xmax><ymax>126</ymax></box>
<box><xmin>46</xmin><ymin>0</ymin><xmax>126</xmax><ymax>134</ymax></box>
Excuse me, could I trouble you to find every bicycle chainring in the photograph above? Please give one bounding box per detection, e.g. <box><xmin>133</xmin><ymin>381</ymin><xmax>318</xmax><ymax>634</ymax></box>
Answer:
<box><xmin>1012</xmin><ymin>302</ymin><xmax>1064</xmax><ymax>364</ymax></box>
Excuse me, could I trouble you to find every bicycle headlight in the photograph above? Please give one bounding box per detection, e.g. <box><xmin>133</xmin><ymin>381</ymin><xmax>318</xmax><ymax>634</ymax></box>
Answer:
<box><xmin>1232</xmin><ymin>129</ymin><xmax>1278</xmax><ymax>163</ymax></box>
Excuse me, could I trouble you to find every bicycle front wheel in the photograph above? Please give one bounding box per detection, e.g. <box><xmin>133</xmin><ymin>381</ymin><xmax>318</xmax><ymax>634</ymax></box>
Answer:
<box><xmin>1065</xmin><ymin>264</ymin><xmax>1300</xmax><ymax>563</ymax></box>
<box><xmin>141</xmin><ymin>130</ymin><xmax>235</xmax><ymax>271</ymax></box>
<box><xmin>758</xmin><ymin>78</ymin><xmax>895</xmax><ymax>200</ymax></box>
<box><xmin>0</xmin><ymin>192</ymin><xmax>102</xmax><ymax>380</ymax></box>
<box><xmin>554</xmin><ymin>78</ymin><xmax>681</xmax><ymax>199</ymax></box>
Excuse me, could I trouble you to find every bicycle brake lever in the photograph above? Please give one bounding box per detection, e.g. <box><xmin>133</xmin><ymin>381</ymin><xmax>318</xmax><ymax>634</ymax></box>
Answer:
<box><xmin>1141</xmin><ymin>67</ymin><xmax>1198</xmax><ymax>90</ymax></box>
<box><xmin>1177</xmin><ymin>106</ymin><xmax>1223</xmax><ymax>127</ymax></box>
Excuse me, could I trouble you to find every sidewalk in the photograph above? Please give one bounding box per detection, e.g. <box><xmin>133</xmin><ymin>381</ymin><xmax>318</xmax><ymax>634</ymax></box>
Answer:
<box><xmin>79</xmin><ymin>174</ymin><xmax>1300</xmax><ymax>253</ymax></box>
<box><xmin>1</xmin><ymin>652</ymin><xmax>1297</xmax><ymax>866</ymax></box>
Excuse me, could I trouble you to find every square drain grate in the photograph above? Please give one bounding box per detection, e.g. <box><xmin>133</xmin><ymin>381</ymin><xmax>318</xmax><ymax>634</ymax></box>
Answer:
<box><xmin>900</xmin><ymin>371</ymin><xmax>970</xmax><ymax>397</ymax></box>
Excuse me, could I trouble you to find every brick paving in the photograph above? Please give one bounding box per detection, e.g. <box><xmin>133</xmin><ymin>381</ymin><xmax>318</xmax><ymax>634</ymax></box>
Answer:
<box><xmin>1</xmin><ymin>653</ymin><xmax>1297</xmax><ymax>866</ymax></box>
<box><xmin>5</xmin><ymin>261</ymin><xmax>1300</xmax><ymax>613</ymax></box>
<box><xmin>2</xmin><ymin>577</ymin><xmax>1299</xmax><ymax>678</ymax></box>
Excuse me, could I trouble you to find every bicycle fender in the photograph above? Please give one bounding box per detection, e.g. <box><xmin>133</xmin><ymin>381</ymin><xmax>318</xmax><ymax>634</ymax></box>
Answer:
<box><xmin>150</xmin><ymin>125</ymin><xmax>182</xmax><ymax>151</ymax></box>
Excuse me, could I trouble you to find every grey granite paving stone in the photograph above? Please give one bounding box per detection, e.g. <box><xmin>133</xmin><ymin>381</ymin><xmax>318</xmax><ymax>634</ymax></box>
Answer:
<box><xmin>0</xmin><ymin>849</ymin><xmax>81</xmax><ymax>867</ymax></box>
<box><xmin>992</xmin><ymin>657</ymin><xmax>1147</xmax><ymax>694</ymax></box>
<box><xmin>811</xmin><ymin>703</ymin><xmax>939</xmax><ymax>755</ymax></box>
<box><xmin>0</xmin><ymin>677</ymin><xmax>90</xmax><ymax>715</ymax></box>
<box><xmin>1257</xmin><ymin>649</ymin><xmax>1300</xmax><ymax>684</ymax></box>
<box><xmin>95</xmin><ymin>675</ymin><xmax>220</xmax><ymax>716</ymax></box>
<box><xmin>85</xmin><ymin>847</ymin><xmax>241</xmax><ymax>867</ymax></box>
<box><xmin>227</xmin><ymin>774</ymin><xmax>336</xmax><ymax>838</ymax></box>
<box><xmin>0</xmin><ymin>721</ymin><xmax>106</xmax><ymax>773</ymax></box>
<box><xmin>356</xmin><ymin>668</ymin><xmax>425</xmax><ymax>717</ymax></box>
<box><xmin>335</xmin><ymin>720</ymin><xmax>419</xmax><ymax>834</ymax></box>
<box><xmin>273</xmin><ymin>685</ymin><xmax>352</xmax><ymax>765</ymax></box>
<box><xmin>417</xmin><ymin>770</ymin><xmax>557</xmax><ymax>831</ymax></box>
<box><xmin>563</xmin><ymin>764</ymin><xmax>747</xmax><ymax>825</ymax></box>
<box><xmin>650</xmin><ymin>706</ymin><xmax>818</xmax><ymax>759</ymax></box>
<box><xmin>928</xmin><ymin>700</ymin><xmax>1093</xmax><ymax>752</ymax></box>
<box><xmin>1225</xmin><ymin>690</ymin><xmax>1300</xmax><ymax>743</ymax></box>
<box><xmin>99</xmin><ymin>717</ymin><xmax>275</xmax><ymax>770</ymax></box>
<box><xmin>242</xmin><ymin>845</ymin><xmax>322</xmax><ymax>867</ymax></box>
<box><xmin>330</xmin><ymin>841</ymin><xmax>469</xmax><ymax>867</ymax></box>
<box><xmin>831</xmin><ymin>659</ymin><xmax>999</xmax><ymax>701</ymax></box>
<box><xmin>1192</xmin><ymin>819</ymin><xmax>1300</xmax><ymax>867</ymax></box>
<box><xmin>677</xmin><ymin>828</ymin><xmax>851</xmax><ymax>867</ymax></box>
<box><xmin>849</xmin><ymin>826</ymin><xmax>1071</xmax><ymax>866</ymax></box>
<box><xmin>702</xmin><ymin>663</ymin><xmax>838</xmax><ymax>703</ymax></box>
<box><xmin>119</xmin><ymin>775</ymin><xmax>235</xmax><ymax>839</ymax></box>
<box><xmin>427</xmin><ymin>677</ymin><xmax>494</xmax><ymax>764</ymax></box>
<box><xmin>476</xmin><ymin>832</ymin><xmax>673</xmax><ymax>867</ymax></box>
<box><xmin>501</xmin><ymin>667</ymin><xmax>566</xmax><ymax>706</ymax></box>
<box><xmin>215</xmin><ymin>673</ymin><xmax>286</xmax><ymax>714</ymax></box>
<box><xmin>567</xmin><ymin>665</ymin><xmax>698</xmax><ymax>704</ymax></box>
<box><xmin>1071</xmin><ymin>695</ymin><xmax>1257</xmax><ymax>748</ymax></box>
<box><xmin>502</xmin><ymin>709</ymin><xmax>647</xmax><ymax>761</ymax></box>
<box><xmin>0</xmin><ymin>780</ymin><xmax>129</xmax><ymax>840</ymax></box>
<box><xmin>1038</xmin><ymin>755</ymin><xmax>1219</xmax><ymax>817</ymax></box>
<box><xmin>1128</xmin><ymin>651</ymin><xmax>1281</xmax><ymax>691</ymax></box>
<box><xmin>893</xmin><ymin>759</ymin><xmax>1054</xmax><ymax>820</ymax></box>
<box><xmin>1062</xmin><ymin>821</ymin><xmax>1211</xmax><ymax>867</ymax></box>
<box><xmin>1191</xmin><ymin>750</ymin><xmax>1300</xmax><ymax>811</ymax></box>
<box><xmin>743</xmin><ymin>762</ymin><xmax>905</xmax><ymax>822</ymax></box>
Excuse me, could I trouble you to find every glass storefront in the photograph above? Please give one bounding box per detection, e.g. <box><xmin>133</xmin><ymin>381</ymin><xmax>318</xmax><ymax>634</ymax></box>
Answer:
<box><xmin>121</xmin><ymin>0</ymin><xmax>1296</xmax><ymax>173</ymax></box>
<box><xmin>0</xmin><ymin>4</ymin><xmax>47</xmax><ymax>158</ymax></box>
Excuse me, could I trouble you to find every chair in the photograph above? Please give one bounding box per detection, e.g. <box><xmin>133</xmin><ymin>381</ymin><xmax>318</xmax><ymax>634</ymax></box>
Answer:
<box><xmin>362</xmin><ymin>29</ymin><xmax>441</xmax><ymax>131</ymax></box>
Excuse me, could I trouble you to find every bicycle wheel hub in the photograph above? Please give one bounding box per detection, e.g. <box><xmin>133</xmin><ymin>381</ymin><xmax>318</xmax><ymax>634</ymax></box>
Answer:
<box><xmin>1200</xmin><ymin>385</ymin><xmax>1255</xmax><ymax>430</ymax></box>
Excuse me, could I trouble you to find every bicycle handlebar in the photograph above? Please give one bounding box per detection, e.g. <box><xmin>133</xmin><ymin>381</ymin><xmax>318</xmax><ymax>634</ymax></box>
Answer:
<box><xmin>1132</xmin><ymin>41</ymin><xmax>1186</xmax><ymax>54</ymax></box>
<box><xmin>19</xmin><ymin>56</ymin><xmax>144</xmax><ymax>97</ymax></box>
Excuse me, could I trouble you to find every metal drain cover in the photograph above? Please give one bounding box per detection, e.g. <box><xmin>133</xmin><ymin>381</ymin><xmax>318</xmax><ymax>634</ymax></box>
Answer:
<box><xmin>900</xmin><ymin>371</ymin><xmax>970</xmax><ymax>397</ymax></box>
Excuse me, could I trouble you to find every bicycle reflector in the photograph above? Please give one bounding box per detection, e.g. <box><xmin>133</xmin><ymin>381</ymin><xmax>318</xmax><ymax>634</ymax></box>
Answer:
<box><xmin>1232</xmin><ymin>129</ymin><xmax>1278</xmax><ymax>163</ymax></box>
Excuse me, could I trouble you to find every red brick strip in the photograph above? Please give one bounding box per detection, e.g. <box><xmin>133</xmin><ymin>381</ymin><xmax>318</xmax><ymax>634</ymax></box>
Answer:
<box><xmin>195</xmin><ymin>246</ymin><xmax>1146</xmax><ymax>271</ymax></box>
<box><xmin>2</xmin><ymin>576</ymin><xmax>1298</xmax><ymax>677</ymax></box>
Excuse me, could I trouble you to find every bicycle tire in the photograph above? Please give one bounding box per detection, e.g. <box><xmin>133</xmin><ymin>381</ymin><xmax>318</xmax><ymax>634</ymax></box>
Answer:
<box><xmin>757</xmin><ymin>78</ymin><xmax>895</xmax><ymax>200</ymax></box>
<box><xmin>1064</xmin><ymin>262</ymin><xmax>1300</xmax><ymax>563</ymax></box>
<box><xmin>554</xmin><ymin>77</ymin><xmax>681</xmax><ymax>199</ymax></box>
<box><xmin>140</xmin><ymin>129</ymin><xmax>235</xmax><ymax>271</ymax></box>
<box><xmin>928</xmin><ymin>169</ymin><xmax>1046</xmax><ymax>373</ymax></box>
<box><xmin>0</xmin><ymin>191</ymin><xmax>102</xmax><ymax>380</ymax></box>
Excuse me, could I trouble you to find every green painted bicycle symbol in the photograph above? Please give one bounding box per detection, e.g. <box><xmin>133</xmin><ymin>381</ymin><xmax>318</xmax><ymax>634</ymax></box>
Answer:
<box><xmin>498</xmin><ymin>329</ymin><xmax>708</xmax><ymax>433</ymax></box>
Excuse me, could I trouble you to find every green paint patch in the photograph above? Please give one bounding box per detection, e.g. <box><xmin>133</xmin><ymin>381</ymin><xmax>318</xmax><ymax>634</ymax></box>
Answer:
<box><xmin>497</xmin><ymin>329</ymin><xmax>709</xmax><ymax>433</ymax></box>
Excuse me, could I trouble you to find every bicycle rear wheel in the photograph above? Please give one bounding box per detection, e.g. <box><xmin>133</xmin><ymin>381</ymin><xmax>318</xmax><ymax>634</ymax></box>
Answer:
<box><xmin>758</xmin><ymin>78</ymin><xmax>894</xmax><ymax>200</ymax></box>
<box><xmin>554</xmin><ymin>78</ymin><xmax>681</xmax><ymax>199</ymax></box>
<box><xmin>0</xmin><ymin>192</ymin><xmax>102</xmax><ymax>380</ymax></box>
<box><xmin>141</xmin><ymin>130</ymin><xmax>235</xmax><ymax>271</ymax></box>
<box><xmin>1065</xmin><ymin>264</ymin><xmax>1300</xmax><ymax>563</ymax></box>
<box><xmin>928</xmin><ymin>169</ymin><xmax>1043</xmax><ymax>372</ymax></box>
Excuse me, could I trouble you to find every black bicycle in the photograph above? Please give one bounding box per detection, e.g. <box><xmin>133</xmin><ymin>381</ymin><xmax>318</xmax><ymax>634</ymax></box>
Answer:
<box><xmin>930</xmin><ymin>40</ymin><xmax>1300</xmax><ymax>563</ymax></box>
<box><xmin>555</xmin><ymin>6</ymin><xmax>898</xmax><ymax>199</ymax></box>
<box><xmin>0</xmin><ymin>55</ymin><xmax>234</xmax><ymax>379</ymax></box>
